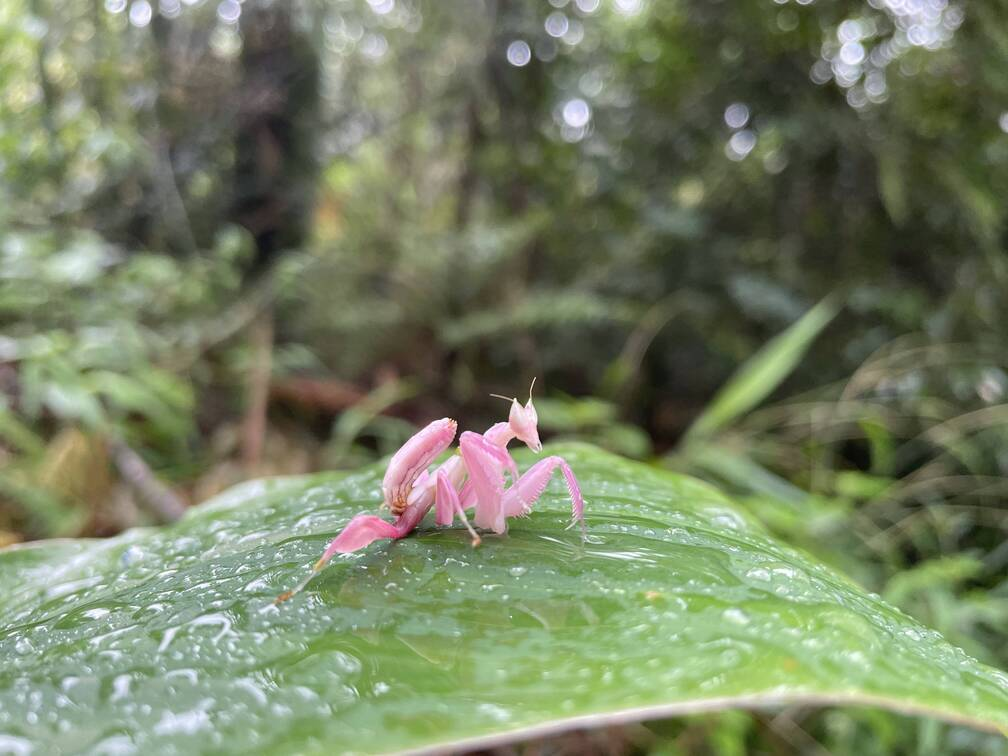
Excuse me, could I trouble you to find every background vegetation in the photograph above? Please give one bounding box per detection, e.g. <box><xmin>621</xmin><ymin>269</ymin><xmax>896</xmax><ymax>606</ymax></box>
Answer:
<box><xmin>2</xmin><ymin>0</ymin><xmax>1007</xmax><ymax>751</ymax></box>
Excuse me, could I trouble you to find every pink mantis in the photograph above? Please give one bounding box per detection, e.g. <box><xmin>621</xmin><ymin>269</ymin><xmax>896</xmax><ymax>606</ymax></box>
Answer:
<box><xmin>275</xmin><ymin>384</ymin><xmax>584</xmax><ymax>603</ymax></box>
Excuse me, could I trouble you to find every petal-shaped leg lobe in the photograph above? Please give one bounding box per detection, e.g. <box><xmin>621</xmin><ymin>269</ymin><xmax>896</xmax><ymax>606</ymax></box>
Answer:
<box><xmin>278</xmin><ymin>512</ymin><xmax>411</xmax><ymax>604</ymax></box>
<box><xmin>435</xmin><ymin>468</ymin><xmax>460</xmax><ymax>526</ymax></box>
<box><xmin>460</xmin><ymin>431</ymin><xmax>513</xmax><ymax>533</ymax></box>
<box><xmin>314</xmin><ymin>514</ymin><xmax>403</xmax><ymax>567</ymax></box>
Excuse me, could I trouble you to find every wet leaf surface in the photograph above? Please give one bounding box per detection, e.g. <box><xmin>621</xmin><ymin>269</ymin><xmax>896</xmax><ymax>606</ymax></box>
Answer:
<box><xmin>1</xmin><ymin>445</ymin><xmax>1006</xmax><ymax>754</ymax></box>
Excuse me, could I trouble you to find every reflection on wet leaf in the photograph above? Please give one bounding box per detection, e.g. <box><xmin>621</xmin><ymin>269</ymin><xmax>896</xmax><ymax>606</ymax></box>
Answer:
<box><xmin>0</xmin><ymin>445</ymin><xmax>1006</xmax><ymax>753</ymax></box>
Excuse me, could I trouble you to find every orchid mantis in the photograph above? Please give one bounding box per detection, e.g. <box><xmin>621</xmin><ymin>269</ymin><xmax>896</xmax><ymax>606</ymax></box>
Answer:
<box><xmin>275</xmin><ymin>383</ymin><xmax>584</xmax><ymax>603</ymax></box>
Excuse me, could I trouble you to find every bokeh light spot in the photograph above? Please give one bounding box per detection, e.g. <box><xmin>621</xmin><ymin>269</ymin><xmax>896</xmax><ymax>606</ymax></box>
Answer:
<box><xmin>160</xmin><ymin>0</ymin><xmax>181</xmax><ymax>19</ymax></box>
<box><xmin>724</xmin><ymin>103</ymin><xmax>750</xmax><ymax>129</ymax></box>
<box><xmin>726</xmin><ymin>130</ymin><xmax>757</xmax><ymax>160</ymax></box>
<box><xmin>506</xmin><ymin>40</ymin><xmax>532</xmax><ymax>67</ymax></box>
<box><xmin>217</xmin><ymin>0</ymin><xmax>241</xmax><ymax>24</ymax></box>
<box><xmin>839</xmin><ymin>41</ymin><xmax>865</xmax><ymax>65</ymax></box>
<box><xmin>367</xmin><ymin>0</ymin><xmax>395</xmax><ymax>16</ymax></box>
<box><xmin>614</xmin><ymin>0</ymin><xmax>643</xmax><ymax>16</ymax></box>
<box><xmin>562</xmin><ymin>98</ymin><xmax>591</xmax><ymax>129</ymax></box>
<box><xmin>545</xmin><ymin>12</ymin><xmax>569</xmax><ymax>38</ymax></box>
<box><xmin>128</xmin><ymin>0</ymin><xmax>152</xmax><ymax>27</ymax></box>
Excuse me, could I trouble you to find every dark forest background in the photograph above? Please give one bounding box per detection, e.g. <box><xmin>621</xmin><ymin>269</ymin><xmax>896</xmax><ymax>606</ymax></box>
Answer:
<box><xmin>2</xmin><ymin>0</ymin><xmax>1008</xmax><ymax>751</ymax></box>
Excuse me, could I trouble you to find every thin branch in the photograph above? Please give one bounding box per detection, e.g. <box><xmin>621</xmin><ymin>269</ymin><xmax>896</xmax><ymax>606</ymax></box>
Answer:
<box><xmin>109</xmin><ymin>438</ymin><xmax>187</xmax><ymax>523</ymax></box>
<box><xmin>241</xmin><ymin>308</ymin><xmax>274</xmax><ymax>469</ymax></box>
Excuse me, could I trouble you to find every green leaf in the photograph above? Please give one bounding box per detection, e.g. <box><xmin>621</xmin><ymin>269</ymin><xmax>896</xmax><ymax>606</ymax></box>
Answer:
<box><xmin>683</xmin><ymin>297</ymin><xmax>840</xmax><ymax>443</ymax></box>
<box><xmin>877</xmin><ymin>148</ymin><xmax>909</xmax><ymax>226</ymax></box>
<box><xmin>533</xmin><ymin>395</ymin><xmax>617</xmax><ymax>431</ymax></box>
<box><xmin>0</xmin><ymin>445</ymin><xmax>1005</xmax><ymax>754</ymax></box>
<box><xmin>86</xmin><ymin>369</ymin><xmax>193</xmax><ymax>440</ymax></box>
<box><xmin>0</xmin><ymin>402</ymin><xmax>46</xmax><ymax>456</ymax></box>
<box><xmin>833</xmin><ymin>470</ymin><xmax>894</xmax><ymax>500</ymax></box>
<box><xmin>438</xmin><ymin>292</ymin><xmax>638</xmax><ymax>347</ymax></box>
<box><xmin>674</xmin><ymin>442</ymin><xmax>810</xmax><ymax>504</ymax></box>
<box><xmin>0</xmin><ymin>471</ymin><xmax>86</xmax><ymax>538</ymax></box>
<box><xmin>326</xmin><ymin>379</ymin><xmax>418</xmax><ymax>465</ymax></box>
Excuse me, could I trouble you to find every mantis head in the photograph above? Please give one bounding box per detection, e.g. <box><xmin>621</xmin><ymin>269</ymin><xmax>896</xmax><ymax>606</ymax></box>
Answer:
<box><xmin>495</xmin><ymin>379</ymin><xmax>542</xmax><ymax>453</ymax></box>
<box><xmin>508</xmin><ymin>398</ymin><xmax>541</xmax><ymax>453</ymax></box>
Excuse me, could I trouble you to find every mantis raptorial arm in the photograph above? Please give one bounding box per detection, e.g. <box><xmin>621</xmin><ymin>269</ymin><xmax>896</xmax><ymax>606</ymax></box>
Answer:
<box><xmin>381</xmin><ymin>418</ymin><xmax>457</xmax><ymax>515</ymax></box>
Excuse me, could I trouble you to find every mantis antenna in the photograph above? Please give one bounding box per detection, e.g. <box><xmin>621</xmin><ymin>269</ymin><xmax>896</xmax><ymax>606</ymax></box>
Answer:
<box><xmin>489</xmin><ymin>377</ymin><xmax>537</xmax><ymax>404</ymax></box>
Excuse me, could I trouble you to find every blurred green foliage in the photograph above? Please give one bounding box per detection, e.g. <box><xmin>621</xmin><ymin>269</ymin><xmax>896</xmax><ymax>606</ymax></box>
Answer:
<box><xmin>2</xmin><ymin>0</ymin><xmax>1008</xmax><ymax>751</ymax></box>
